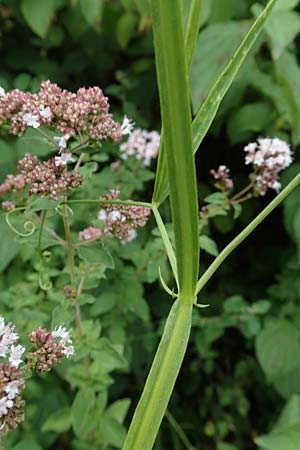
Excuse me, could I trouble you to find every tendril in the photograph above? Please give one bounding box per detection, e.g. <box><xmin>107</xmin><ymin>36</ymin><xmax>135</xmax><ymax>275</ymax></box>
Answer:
<box><xmin>39</xmin><ymin>277</ymin><xmax>53</xmax><ymax>291</ymax></box>
<box><xmin>5</xmin><ymin>208</ymin><xmax>36</xmax><ymax>237</ymax></box>
<box><xmin>55</xmin><ymin>204</ymin><xmax>74</xmax><ymax>217</ymax></box>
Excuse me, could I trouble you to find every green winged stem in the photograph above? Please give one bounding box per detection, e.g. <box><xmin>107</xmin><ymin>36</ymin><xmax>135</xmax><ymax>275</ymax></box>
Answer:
<box><xmin>150</xmin><ymin>0</ymin><xmax>199</xmax><ymax>298</ymax></box>
<box><xmin>152</xmin><ymin>0</ymin><xmax>202</xmax><ymax>206</ymax></box>
<box><xmin>122</xmin><ymin>300</ymin><xmax>193</xmax><ymax>450</ymax></box>
<box><xmin>153</xmin><ymin>0</ymin><xmax>278</xmax><ymax>205</ymax></box>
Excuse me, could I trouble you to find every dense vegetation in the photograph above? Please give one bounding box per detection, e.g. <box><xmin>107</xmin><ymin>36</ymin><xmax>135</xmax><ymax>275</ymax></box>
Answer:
<box><xmin>1</xmin><ymin>0</ymin><xmax>300</xmax><ymax>449</ymax></box>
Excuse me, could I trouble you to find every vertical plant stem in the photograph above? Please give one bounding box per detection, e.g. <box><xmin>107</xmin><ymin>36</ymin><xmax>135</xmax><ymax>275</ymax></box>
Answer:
<box><xmin>123</xmin><ymin>300</ymin><xmax>193</xmax><ymax>450</ymax></box>
<box><xmin>61</xmin><ymin>203</ymin><xmax>84</xmax><ymax>337</ymax></box>
<box><xmin>61</xmin><ymin>203</ymin><xmax>76</xmax><ymax>285</ymax></box>
<box><xmin>151</xmin><ymin>0</ymin><xmax>199</xmax><ymax>299</ymax></box>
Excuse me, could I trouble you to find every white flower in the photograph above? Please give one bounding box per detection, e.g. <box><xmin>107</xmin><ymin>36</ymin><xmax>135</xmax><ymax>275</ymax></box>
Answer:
<box><xmin>121</xmin><ymin>115</ymin><xmax>135</xmax><ymax>136</ymax></box>
<box><xmin>23</xmin><ymin>113</ymin><xmax>40</xmax><ymax>128</ymax></box>
<box><xmin>54</xmin><ymin>152</ymin><xmax>75</xmax><ymax>167</ymax></box>
<box><xmin>272</xmin><ymin>181</ymin><xmax>281</xmax><ymax>192</ymax></box>
<box><xmin>53</xmin><ymin>135</ymin><xmax>70</xmax><ymax>149</ymax></box>
<box><xmin>9</xmin><ymin>344</ymin><xmax>25</xmax><ymax>368</ymax></box>
<box><xmin>62</xmin><ymin>346</ymin><xmax>75</xmax><ymax>358</ymax></box>
<box><xmin>4</xmin><ymin>380</ymin><xmax>21</xmax><ymax>400</ymax></box>
<box><xmin>0</xmin><ymin>396</ymin><xmax>13</xmax><ymax>418</ymax></box>
<box><xmin>108</xmin><ymin>210</ymin><xmax>122</xmax><ymax>222</ymax></box>
<box><xmin>0</xmin><ymin>87</ymin><xmax>6</xmax><ymax>97</ymax></box>
<box><xmin>52</xmin><ymin>325</ymin><xmax>72</xmax><ymax>344</ymax></box>
<box><xmin>122</xmin><ymin>228</ymin><xmax>137</xmax><ymax>244</ymax></box>
<box><xmin>40</xmin><ymin>106</ymin><xmax>52</xmax><ymax>119</ymax></box>
<box><xmin>98</xmin><ymin>209</ymin><xmax>107</xmax><ymax>221</ymax></box>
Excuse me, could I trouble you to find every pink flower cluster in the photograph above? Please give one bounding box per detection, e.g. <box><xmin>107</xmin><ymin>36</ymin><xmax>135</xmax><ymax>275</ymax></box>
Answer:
<box><xmin>0</xmin><ymin>81</ymin><xmax>124</xmax><ymax>142</ymax></box>
<box><xmin>119</xmin><ymin>128</ymin><xmax>160</xmax><ymax>166</ymax></box>
<box><xmin>98</xmin><ymin>190</ymin><xmax>151</xmax><ymax>241</ymax></box>
<box><xmin>0</xmin><ymin>316</ymin><xmax>25</xmax><ymax>434</ymax></box>
<box><xmin>78</xmin><ymin>190</ymin><xmax>151</xmax><ymax>243</ymax></box>
<box><xmin>16</xmin><ymin>153</ymin><xmax>83</xmax><ymax>200</ymax></box>
<box><xmin>27</xmin><ymin>325</ymin><xmax>74</xmax><ymax>373</ymax></box>
<box><xmin>210</xmin><ymin>165</ymin><xmax>233</xmax><ymax>192</ymax></box>
<box><xmin>244</xmin><ymin>137</ymin><xmax>292</xmax><ymax>195</ymax></box>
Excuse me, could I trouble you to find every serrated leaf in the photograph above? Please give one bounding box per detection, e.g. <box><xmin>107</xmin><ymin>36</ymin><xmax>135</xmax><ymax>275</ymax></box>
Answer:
<box><xmin>21</xmin><ymin>0</ymin><xmax>57</xmax><ymax>38</ymax></box>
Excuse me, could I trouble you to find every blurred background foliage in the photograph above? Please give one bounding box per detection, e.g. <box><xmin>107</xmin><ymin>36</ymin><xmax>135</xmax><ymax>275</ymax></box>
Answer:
<box><xmin>1</xmin><ymin>0</ymin><xmax>300</xmax><ymax>449</ymax></box>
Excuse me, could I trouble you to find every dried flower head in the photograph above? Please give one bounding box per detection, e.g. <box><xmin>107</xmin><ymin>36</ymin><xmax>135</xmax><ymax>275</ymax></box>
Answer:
<box><xmin>244</xmin><ymin>137</ymin><xmax>292</xmax><ymax>195</ymax></box>
<box><xmin>119</xmin><ymin>128</ymin><xmax>160</xmax><ymax>166</ymax></box>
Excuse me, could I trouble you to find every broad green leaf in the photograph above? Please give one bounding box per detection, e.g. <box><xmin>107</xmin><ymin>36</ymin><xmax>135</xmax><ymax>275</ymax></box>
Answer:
<box><xmin>255</xmin><ymin>425</ymin><xmax>300</xmax><ymax>450</ymax></box>
<box><xmin>42</xmin><ymin>407</ymin><xmax>71</xmax><ymax>433</ymax></box>
<box><xmin>116</xmin><ymin>12</ymin><xmax>137</xmax><ymax>49</ymax></box>
<box><xmin>227</xmin><ymin>101</ymin><xmax>273</xmax><ymax>144</ymax></box>
<box><xmin>0</xmin><ymin>214</ymin><xmax>20</xmax><ymax>272</ymax></box>
<box><xmin>256</xmin><ymin>319</ymin><xmax>300</xmax><ymax>380</ymax></box>
<box><xmin>14</xmin><ymin>439</ymin><xmax>42</xmax><ymax>450</ymax></box>
<box><xmin>123</xmin><ymin>300</ymin><xmax>192</xmax><ymax>450</ymax></box>
<box><xmin>99</xmin><ymin>416</ymin><xmax>126</xmax><ymax>448</ymax></box>
<box><xmin>71</xmin><ymin>388</ymin><xmax>95</xmax><ymax>437</ymax></box>
<box><xmin>200</xmin><ymin>235</ymin><xmax>219</xmax><ymax>257</ymax></box>
<box><xmin>106</xmin><ymin>398</ymin><xmax>131</xmax><ymax>423</ymax></box>
<box><xmin>276</xmin><ymin>395</ymin><xmax>300</xmax><ymax>429</ymax></box>
<box><xmin>0</xmin><ymin>138</ymin><xmax>13</xmax><ymax>163</ymax></box>
<box><xmin>150</xmin><ymin>0</ymin><xmax>199</xmax><ymax>296</ymax></box>
<box><xmin>273</xmin><ymin>0</ymin><xmax>300</xmax><ymax>10</ymax></box>
<box><xmin>77</xmin><ymin>244</ymin><xmax>114</xmax><ymax>268</ymax></box>
<box><xmin>21</xmin><ymin>0</ymin><xmax>58</xmax><ymax>38</ymax></box>
<box><xmin>190</xmin><ymin>21</ymin><xmax>249</xmax><ymax>114</ymax></box>
<box><xmin>274</xmin><ymin>52</ymin><xmax>300</xmax><ymax>145</ymax></box>
<box><xmin>274</xmin><ymin>359</ymin><xmax>300</xmax><ymax>399</ymax></box>
<box><xmin>253</xmin><ymin>5</ymin><xmax>300</xmax><ymax>59</ymax></box>
<box><xmin>152</xmin><ymin>0</ymin><xmax>278</xmax><ymax>205</ymax></box>
<box><xmin>80</xmin><ymin>0</ymin><xmax>103</xmax><ymax>28</ymax></box>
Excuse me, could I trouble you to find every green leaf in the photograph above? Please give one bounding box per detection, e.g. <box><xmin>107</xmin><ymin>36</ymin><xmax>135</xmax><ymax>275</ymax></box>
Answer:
<box><xmin>273</xmin><ymin>0</ymin><xmax>299</xmax><ymax>12</ymax></box>
<box><xmin>21</xmin><ymin>0</ymin><xmax>58</xmax><ymax>38</ymax></box>
<box><xmin>77</xmin><ymin>244</ymin><xmax>114</xmax><ymax>268</ymax></box>
<box><xmin>184</xmin><ymin>0</ymin><xmax>203</xmax><ymax>70</ymax></box>
<box><xmin>200</xmin><ymin>235</ymin><xmax>219</xmax><ymax>257</ymax></box>
<box><xmin>71</xmin><ymin>388</ymin><xmax>95</xmax><ymax>437</ymax></box>
<box><xmin>227</xmin><ymin>101</ymin><xmax>273</xmax><ymax>144</ymax></box>
<box><xmin>150</xmin><ymin>0</ymin><xmax>199</xmax><ymax>297</ymax></box>
<box><xmin>253</xmin><ymin>5</ymin><xmax>300</xmax><ymax>59</ymax></box>
<box><xmin>152</xmin><ymin>0</ymin><xmax>278</xmax><ymax>205</ymax></box>
<box><xmin>0</xmin><ymin>214</ymin><xmax>20</xmax><ymax>272</ymax></box>
<box><xmin>256</xmin><ymin>319</ymin><xmax>300</xmax><ymax>380</ymax></box>
<box><xmin>99</xmin><ymin>416</ymin><xmax>126</xmax><ymax>448</ymax></box>
<box><xmin>42</xmin><ymin>407</ymin><xmax>71</xmax><ymax>433</ymax></box>
<box><xmin>106</xmin><ymin>398</ymin><xmax>131</xmax><ymax>423</ymax></box>
<box><xmin>190</xmin><ymin>21</ymin><xmax>249</xmax><ymax>114</ymax></box>
<box><xmin>255</xmin><ymin>425</ymin><xmax>300</xmax><ymax>450</ymax></box>
<box><xmin>276</xmin><ymin>395</ymin><xmax>300</xmax><ymax>429</ymax></box>
<box><xmin>14</xmin><ymin>439</ymin><xmax>42</xmax><ymax>450</ymax></box>
<box><xmin>116</xmin><ymin>12</ymin><xmax>137</xmax><ymax>49</ymax></box>
<box><xmin>274</xmin><ymin>359</ymin><xmax>300</xmax><ymax>399</ymax></box>
<box><xmin>80</xmin><ymin>0</ymin><xmax>103</xmax><ymax>28</ymax></box>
